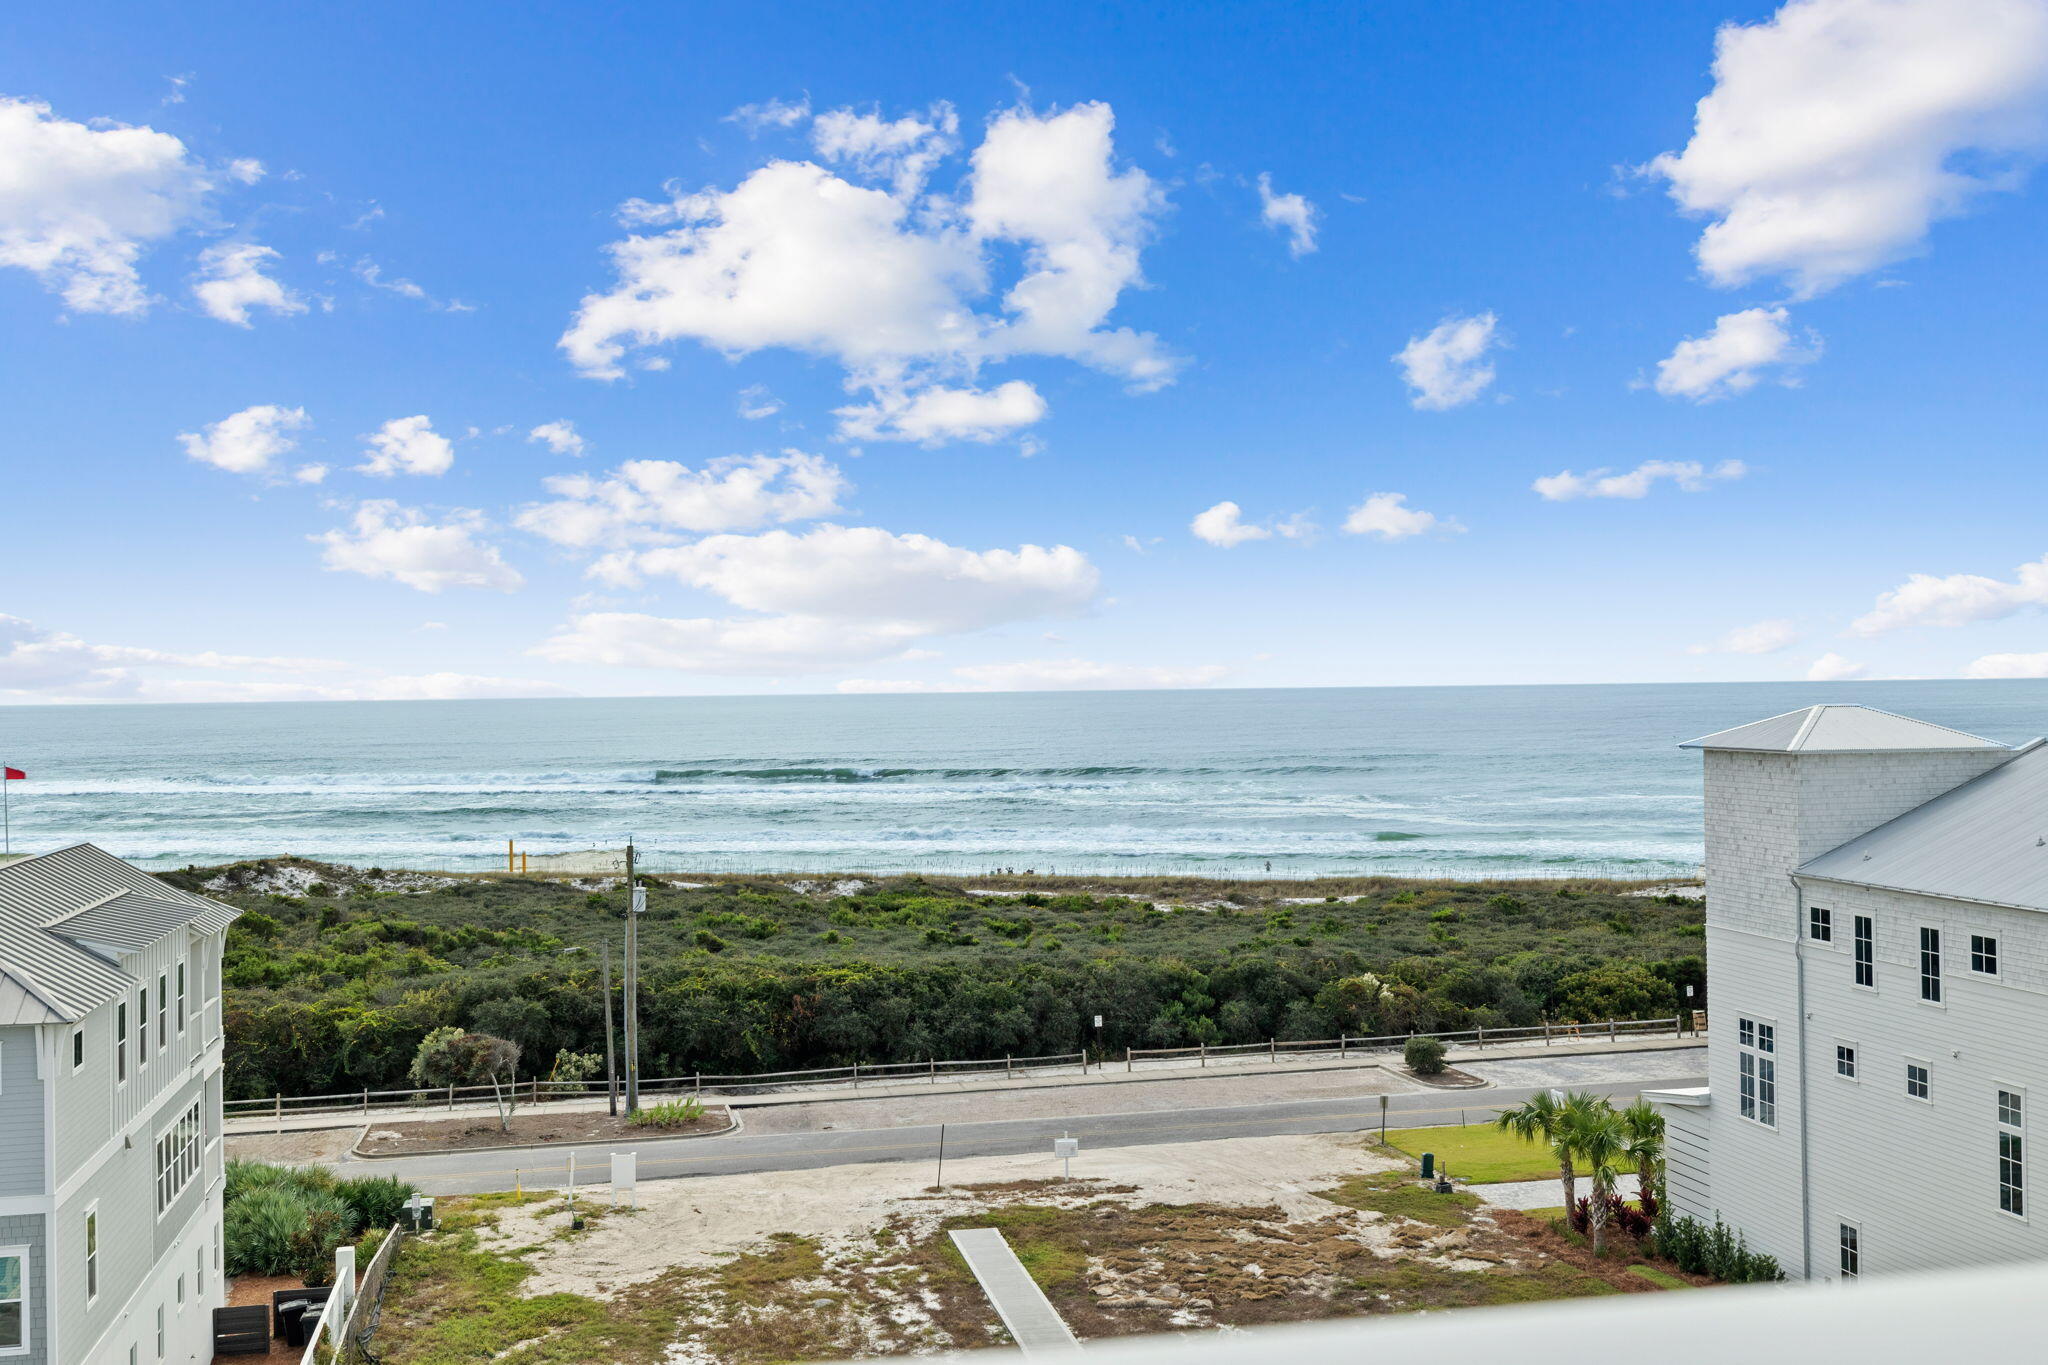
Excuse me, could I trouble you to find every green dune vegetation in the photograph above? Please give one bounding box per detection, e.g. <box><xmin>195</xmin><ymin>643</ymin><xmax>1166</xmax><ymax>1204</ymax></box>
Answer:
<box><xmin>165</xmin><ymin>860</ymin><xmax>1705</xmax><ymax>1101</ymax></box>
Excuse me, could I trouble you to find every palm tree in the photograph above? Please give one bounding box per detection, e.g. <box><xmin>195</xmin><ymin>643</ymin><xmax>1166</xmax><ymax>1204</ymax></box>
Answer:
<box><xmin>1619</xmin><ymin>1099</ymin><xmax>1665</xmax><ymax>1213</ymax></box>
<box><xmin>1568</xmin><ymin>1106</ymin><xmax>1630</xmax><ymax>1256</ymax></box>
<box><xmin>1494</xmin><ymin>1090</ymin><xmax>1598</xmax><ymax>1214</ymax></box>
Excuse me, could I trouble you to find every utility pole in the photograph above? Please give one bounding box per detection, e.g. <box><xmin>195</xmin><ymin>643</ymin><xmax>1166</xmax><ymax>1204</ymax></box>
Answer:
<box><xmin>624</xmin><ymin>840</ymin><xmax>641</xmax><ymax>1115</ymax></box>
<box><xmin>601</xmin><ymin>937</ymin><xmax>618</xmax><ymax>1117</ymax></box>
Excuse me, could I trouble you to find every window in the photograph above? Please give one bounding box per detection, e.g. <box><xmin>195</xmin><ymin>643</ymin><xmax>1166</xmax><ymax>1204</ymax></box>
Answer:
<box><xmin>155</xmin><ymin>1303</ymin><xmax>164</xmax><ymax>1359</ymax></box>
<box><xmin>1919</xmin><ymin>927</ymin><xmax>1943</xmax><ymax>1002</ymax></box>
<box><xmin>1809</xmin><ymin>906</ymin><xmax>1833</xmax><ymax>941</ymax></box>
<box><xmin>2000</xmin><ymin>1089</ymin><xmax>2025</xmax><ymax>1217</ymax></box>
<box><xmin>1854</xmin><ymin>915</ymin><xmax>1875</xmax><ymax>988</ymax></box>
<box><xmin>196</xmin><ymin>1244</ymin><xmax>205</xmax><ymax>1298</ymax></box>
<box><xmin>1907</xmin><ymin>1062</ymin><xmax>1932</xmax><ymax>1101</ymax></box>
<box><xmin>85</xmin><ymin>1207</ymin><xmax>99</xmax><ymax>1301</ymax></box>
<box><xmin>0</xmin><ymin>1246</ymin><xmax>25</xmax><ymax>1354</ymax></box>
<box><xmin>1738</xmin><ymin>1016</ymin><xmax>1776</xmax><ymax>1126</ymax></box>
<box><xmin>137</xmin><ymin>987</ymin><xmax>148</xmax><ymax>1065</ymax></box>
<box><xmin>156</xmin><ymin>973</ymin><xmax>167</xmax><ymax>1051</ymax></box>
<box><xmin>156</xmin><ymin>1100</ymin><xmax>203</xmax><ymax>1216</ymax></box>
<box><xmin>176</xmin><ymin>961</ymin><xmax>187</xmax><ymax>1034</ymax></box>
<box><xmin>1972</xmin><ymin>934</ymin><xmax>2000</xmax><ymax>976</ymax></box>
<box><xmin>1839</xmin><ymin>1224</ymin><xmax>1860</xmax><ymax>1279</ymax></box>
<box><xmin>175</xmin><ymin>1275</ymin><xmax>184</xmax><ymax>1308</ymax></box>
<box><xmin>1836</xmin><ymin>1044</ymin><xmax>1858</xmax><ymax>1079</ymax></box>
<box><xmin>72</xmin><ymin>1029</ymin><xmax>83</xmax><ymax>1070</ymax></box>
<box><xmin>115</xmin><ymin>1003</ymin><xmax>127</xmax><ymax>1082</ymax></box>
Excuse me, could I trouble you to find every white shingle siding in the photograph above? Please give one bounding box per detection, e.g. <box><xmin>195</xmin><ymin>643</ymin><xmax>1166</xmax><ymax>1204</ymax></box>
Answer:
<box><xmin>1670</xmin><ymin>721</ymin><xmax>2048</xmax><ymax>1280</ymax></box>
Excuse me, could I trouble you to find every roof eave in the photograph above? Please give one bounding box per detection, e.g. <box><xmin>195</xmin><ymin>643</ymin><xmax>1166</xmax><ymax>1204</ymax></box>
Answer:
<box><xmin>1792</xmin><ymin>870</ymin><xmax>2048</xmax><ymax>916</ymax></box>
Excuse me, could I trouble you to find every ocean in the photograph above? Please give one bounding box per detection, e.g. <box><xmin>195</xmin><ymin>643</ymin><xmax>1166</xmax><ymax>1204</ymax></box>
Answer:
<box><xmin>5</xmin><ymin>680</ymin><xmax>2046</xmax><ymax>878</ymax></box>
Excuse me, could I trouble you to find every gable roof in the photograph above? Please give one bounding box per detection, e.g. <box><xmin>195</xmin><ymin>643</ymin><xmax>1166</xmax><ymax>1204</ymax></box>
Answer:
<box><xmin>0</xmin><ymin>844</ymin><xmax>239</xmax><ymax>1022</ymax></box>
<box><xmin>1799</xmin><ymin>739</ymin><xmax>2048</xmax><ymax>911</ymax></box>
<box><xmin>1681</xmin><ymin>704</ymin><xmax>2007</xmax><ymax>754</ymax></box>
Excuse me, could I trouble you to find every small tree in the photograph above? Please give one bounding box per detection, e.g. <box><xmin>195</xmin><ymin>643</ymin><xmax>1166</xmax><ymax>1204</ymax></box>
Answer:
<box><xmin>408</xmin><ymin>1028</ymin><xmax>523</xmax><ymax>1132</ymax></box>
<box><xmin>1403</xmin><ymin>1035</ymin><xmax>1448</xmax><ymax>1075</ymax></box>
<box><xmin>1619</xmin><ymin>1098</ymin><xmax>1666</xmax><ymax>1214</ymax></box>
<box><xmin>1566</xmin><ymin>1105</ymin><xmax>1629</xmax><ymax>1256</ymax></box>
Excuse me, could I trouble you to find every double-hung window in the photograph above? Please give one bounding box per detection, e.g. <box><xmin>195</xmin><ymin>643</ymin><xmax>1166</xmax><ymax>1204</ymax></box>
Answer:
<box><xmin>1836</xmin><ymin>1044</ymin><xmax>1858</xmax><ymax>1079</ymax></box>
<box><xmin>85</xmin><ymin>1208</ymin><xmax>99</xmax><ymax>1301</ymax></box>
<box><xmin>1919</xmin><ymin>928</ymin><xmax>1943</xmax><ymax>1002</ymax></box>
<box><xmin>1907</xmin><ymin>1061</ymin><xmax>1932</xmax><ymax>1101</ymax></box>
<box><xmin>137</xmin><ymin>987</ymin><xmax>149</xmax><ymax>1066</ymax></box>
<box><xmin>1738</xmin><ymin>1017</ymin><xmax>1777</xmax><ymax>1125</ymax></box>
<box><xmin>1854</xmin><ymin>915</ymin><xmax>1875</xmax><ymax>988</ymax></box>
<box><xmin>1809</xmin><ymin>906</ymin><xmax>1833</xmax><ymax>941</ymax></box>
<box><xmin>1972</xmin><ymin>935</ymin><xmax>2000</xmax><ymax>976</ymax></box>
<box><xmin>176</xmin><ymin>961</ymin><xmax>187</xmax><ymax>1034</ymax></box>
<box><xmin>1839</xmin><ymin>1223</ymin><xmax>1860</xmax><ymax>1279</ymax></box>
<box><xmin>156</xmin><ymin>973</ymin><xmax>168</xmax><ymax>1052</ymax></box>
<box><xmin>1999</xmin><ymin>1089</ymin><xmax>2025</xmax><ymax>1217</ymax></box>
<box><xmin>115</xmin><ymin>1004</ymin><xmax>128</xmax><ymax>1083</ymax></box>
<box><xmin>0</xmin><ymin>1245</ymin><xmax>26</xmax><ymax>1354</ymax></box>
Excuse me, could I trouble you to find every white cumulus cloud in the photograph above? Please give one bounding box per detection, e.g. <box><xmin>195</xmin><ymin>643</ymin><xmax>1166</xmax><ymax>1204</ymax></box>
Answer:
<box><xmin>1965</xmin><ymin>651</ymin><xmax>2048</xmax><ymax>678</ymax></box>
<box><xmin>560</xmin><ymin>100</ymin><xmax>1173</xmax><ymax>443</ymax></box>
<box><xmin>515</xmin><ymin>450</ymin><xmax>847</xmax><ymax>548</ymax></box>
<box><xmin>1394</xmin><ymin>313</ymin><xmax>1499</xmax><ymax>410</ymax></box>
<box><xmin>1808</xmin><ymin>651</ymin><xmax>1871</xmax><ymax>681</ymax></box>
<box><xmin>178</xmin><ymin>404</ymin><xmax>311</xmax><ymax>476</ymax></box>
<box><xmin>0</xmin><ymin>96</ymin><xmax>226</xmax><ymax>314</ymax></box>
<box><xmin>1688</xmin><ymin>618</ymin><xmax>1801</xmax><ymax>654</ymax></box>
<box><xmin>528</xmin><ymin>420</ymin><xmax>587</xmax><ymax>456</ymax></box>
<box><xmin>190</xmin><ymin>242</ymin><xmax>305</xmax><ymax>326</ymax></box>
<box><xmin>1646</xmin><ymin>0</ymin><xmax>2048</xmax><ymax>296</ymax></box>
<box><xmin>1851</xmin><ymin>554</ymin><xmax>2048</xmax><ymax>634</ymax></box>
<box><xmin>1342</xmin><ymin>492</ymin><xmax>1460</xmax><ymax>541</ymax></box>
<box><xmin>357</xmin><ymin>415</ymin><xmax>455</xmax><ymax>477</ymax></box>
<box><xmin>0</xmin><ymin>613</ymin><xmax>337</xmax><ymax>701</ymax></box>
<box><xmin>1533</xmin><ymin>459</ymin><xmax>1747</xmax><ymax>501</ymax></box>
<box><xmin>315</xmin><ymin>501</ymin><xmax>523</xmax><ymax>593</ymax></box>
<box><xmin>1256</xmin><ymin>173</ymin><xmax>1318</xmax><ymax>256</ymax></box>
<box><xmin>1191</xmin><ymin>501</ymin><xmax>1270</xmax><ymax>548</ymax></box>
<box><xmin>835</xmin><ymin>379</ymin><xmax>1047</xmax><ymax>444</ymax></box>
<box><xmin>1654</xmin><ymin>307</ymin><xmax>1818</xmax><ymax>401</ymax></box>
<box><xmin>737</xmin><ymin>385</ymin><xmax>784</xmax><ymax>420</ymax></box>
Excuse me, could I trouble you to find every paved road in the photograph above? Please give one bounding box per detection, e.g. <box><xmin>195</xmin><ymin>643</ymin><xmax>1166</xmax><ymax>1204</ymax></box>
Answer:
<box><xmin>365</xmin><ymin>1068</ymin><xmax>1705</xmax><ymax>1195</ymax></box>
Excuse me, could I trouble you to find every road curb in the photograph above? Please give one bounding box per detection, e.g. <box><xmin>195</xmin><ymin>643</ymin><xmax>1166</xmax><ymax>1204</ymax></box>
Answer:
<box><xmin>348</xmin><ymin>1109</ymin><xmax>742</xmax><ymax>1160</ymax></box>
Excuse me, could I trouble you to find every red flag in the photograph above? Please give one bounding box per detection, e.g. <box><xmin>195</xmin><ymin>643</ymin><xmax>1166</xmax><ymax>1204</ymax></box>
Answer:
<box><xmin>3</xmin><ymin>768</ymin><xmax>22</xmax><ymax>780</ymax></box>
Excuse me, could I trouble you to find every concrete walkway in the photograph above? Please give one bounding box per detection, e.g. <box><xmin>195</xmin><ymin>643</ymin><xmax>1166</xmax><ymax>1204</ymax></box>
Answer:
<box><xmin>1472</xmin><ymin>1173</ymin><xmax>1642</xmax><ymax>1210</ymax></box>
<box><xmin>949</xmin><ymin>1228</ymin><xmax>1082</xmax><ymax>1356</ymax></box>
<box><xmin>226</xmin><ymin>1032</ymin><xmax>1701</xmax><ymax>1136</ymax></box>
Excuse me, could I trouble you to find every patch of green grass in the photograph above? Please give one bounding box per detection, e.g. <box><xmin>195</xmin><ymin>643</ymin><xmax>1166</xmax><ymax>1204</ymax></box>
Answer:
<box><xmin>1348</xmin><ymin>1260</ymin><xmax>1616</xmax><ymax>1309</ymax></box>
<box><xmin>1386</xmin><ymin>1123</ymin><xmax>1559</xmax><ymax>1183</ymax></box>
<box><xmin>1319</xmin><ymin>1174</ymin><xmax>1479</xmax><ymax>1227</ymax></box>
<box><xmin>1628</xmin><ymin>1264</ymin><xmax>1692</xmax><ymax>1290</ymax></box>
<box><xmin>1520</xmin><ymin>1205</ymin><xmax>1568</xmax><ymax>1223</ymax></box>
<box><xmin>940</xmin><ymin>1204</ymin><xmax>1088</xmax><ymax>1289</ymax></box>
<box><xmin>717</xmin><ymin>1233</ymin><xmax>824</xmax><ymax>1302</ymax></box>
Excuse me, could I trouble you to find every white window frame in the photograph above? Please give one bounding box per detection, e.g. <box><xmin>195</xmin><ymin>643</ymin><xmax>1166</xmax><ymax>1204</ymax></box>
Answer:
<box><xmin>1838</xmin><ymin>1222</ymin><xmax>1860</xmax><ymax>1280</ymax></box>
<box><xmin>84</xmin><ymin>1204</ymin><xmax>100</xmax><ymax>1304</ymax></box>
<box><xmin>137</xmin><ymin>987</ymin><xmax>149</xmax><ymax>1069</ymax></box>
<box><xmin>1998</xmin><ymin>1084</ymin><xmax>2025</xmax><ymax>1220</ymax></box>
<box><xmin>156</xmin><ymin>973</ymin><xmax>168</xmax><ymax>1053</ymax></box>
<box><xmin>176</xmin><ymin>959</ymin><xmax>187</xmax><ymax>1035</ymax></box>
<box><xmin>155</xmin><ymin>1100</ymin><xmax>203</xmax><ymax>1219</ymax></box>
<box><xmin>1853</xmin><ymin>914</ymin><xmax>1876</xmax><ymax>990</ymax></box>
<box><xmin>1835</xmin><ymin>1041</ymin><xmax>1859</xmax><ymax>1081</ymax></box>
<box><xmin>114</xmin><ymin>1003</ymin><xmax>127</xmax><ymax>1085</ymax></box>
<box><xmin>1971</xmin><ymin>933</ymin><xmax>2001</xmax><ymax>978</ymax></box>
<box><xmin>71</xmin><ymin>1027</ymin><xmax>84</xmax><ymax>1071</ymax></box>
<box><xmin>1918</xmin><ymin>926</ymin><xmax>1944</xmax><ymax>1005</ymax></box>
<box><xmin>1737</xmin><ymin>1015</ymin><xmax>1778</xmax><ymax>1127</ymax></box>
<box><xmin>1906</xmin><ymin>1058</ymin><xmax>1933</xmax><ymax>1104</ymax></box>
<box><xmin>0</xmin><ymin>1243</ymin><xmax>29</xmax><ymax>1357</ymax></box>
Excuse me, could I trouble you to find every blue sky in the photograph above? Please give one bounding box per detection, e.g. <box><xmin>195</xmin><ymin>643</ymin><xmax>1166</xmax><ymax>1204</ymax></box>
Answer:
<box><xmin>4</xmin><ymin>0</ymin><xmax>2048</xmax><ymax>702</ymax></box>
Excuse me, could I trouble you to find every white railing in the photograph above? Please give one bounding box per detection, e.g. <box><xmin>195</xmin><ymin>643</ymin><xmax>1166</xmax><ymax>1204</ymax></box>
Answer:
<box><xmin>1121</xmin><ymin>1016</ymin><xmax>1688</xmax><ymax>1069</ymax></box>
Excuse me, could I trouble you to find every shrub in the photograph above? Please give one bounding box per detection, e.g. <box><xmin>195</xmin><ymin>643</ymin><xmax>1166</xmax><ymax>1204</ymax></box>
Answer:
<box><xmin>333</xmin><ymin>1174</ymin><xmax>416</xmax><ymax>1230</ymax></box>
<box><xmin>693</xmin><ymin>929</ymin><xmax>728</xmax><ymax>952</ymax></box>
<box><xmin>1654</xmin><ymin>1213</ymin><xmax>1784</xmax><ymax>1283</ymax></box>
<box><xmin>225</xmin><ymin>1186</ymin><xmax>356</xmax><ymax>1277</ymax></box>
<box><xmin>1403</xmin><ymin>1035</ymin><xmax>1448</xmax><ymax>1075</ymax></box>
<box><xmin>629</xmin><ymin>1096</ymin><xmax>707</xmax><ymax>1128</ymax></box>
<box><xmin>1487</xmin><ymin>894</ymin><xmax>1525</xmax><ymax>913</ymax></box>
<box><xmin>289</xmin><ymin>1204</ymin><xmax>354</xmax><ymax>1285</ymax></box>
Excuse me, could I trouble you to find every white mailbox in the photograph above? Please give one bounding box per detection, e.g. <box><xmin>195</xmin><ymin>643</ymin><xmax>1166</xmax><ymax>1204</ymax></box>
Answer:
<box><xmin>611</xmin><ymin>1150</ymin><xmax>638</xmax><ymax>1209</ymax></box>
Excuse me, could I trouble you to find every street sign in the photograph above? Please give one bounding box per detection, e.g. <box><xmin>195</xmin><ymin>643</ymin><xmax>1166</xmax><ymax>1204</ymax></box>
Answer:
<box><xmin>1054</xmin><ymin>1134</ymin><xmax>1079</xmax><ymax>1179</ymax></box>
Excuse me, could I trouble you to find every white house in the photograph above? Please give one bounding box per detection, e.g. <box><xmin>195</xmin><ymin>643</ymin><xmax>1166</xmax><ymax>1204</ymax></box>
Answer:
<box><xmin>1648</xmin><ymin>703</ymin><xmax>2047</xmax><ymax>1281</ymax></box>
<box><xmin>0</xmin><ymin>845</ymin><xmax>238</xmax><ymax>1365</ymax></box>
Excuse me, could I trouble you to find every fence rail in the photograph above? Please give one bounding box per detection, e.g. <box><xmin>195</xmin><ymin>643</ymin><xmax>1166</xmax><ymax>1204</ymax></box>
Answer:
<box><xmin>227</xmin><ymin>1051</ymin><xmax>1092</xmax><ymax>1122</ymax></box>
<box><xmin>228</xmin><ymin>1016</ymin><xmax>1694</xmax><ymax>1122</ymax></box>
<box><xmin>1121</xmin><ymin>1016</ymin><xmax>1685</xmax><ymax>1070</ymax></box>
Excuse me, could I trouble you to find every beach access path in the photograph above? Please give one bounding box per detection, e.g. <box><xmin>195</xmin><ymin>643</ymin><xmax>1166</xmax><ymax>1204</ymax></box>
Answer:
<box><xmin>242</xmin><ymin>1045</ymin><xmax>1703</xmax><ymax>1195</ymax></box>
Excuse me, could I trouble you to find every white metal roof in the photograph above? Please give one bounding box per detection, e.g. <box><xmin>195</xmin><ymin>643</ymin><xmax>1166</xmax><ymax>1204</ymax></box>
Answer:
<box><xmin>1681</xmin><ymin>704</ymin><xmax>2007</xmax><ymax>754</ymax></box>
<box><xmin>1799</xmin><ymin>739</ymin><xmax>2048</xmax><ymax>911</ymax></box>
<box><xmin>0</xmin><ymin>844</ymin><xmax>240</xmax><ymax>1022</ymax></box>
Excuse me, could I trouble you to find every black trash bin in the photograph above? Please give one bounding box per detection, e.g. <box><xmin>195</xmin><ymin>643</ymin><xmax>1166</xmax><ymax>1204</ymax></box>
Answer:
<box><xmin>277</xmin><ymin>1300</ymin><xmax>310</xmax><ymax>1349</ymax></box>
